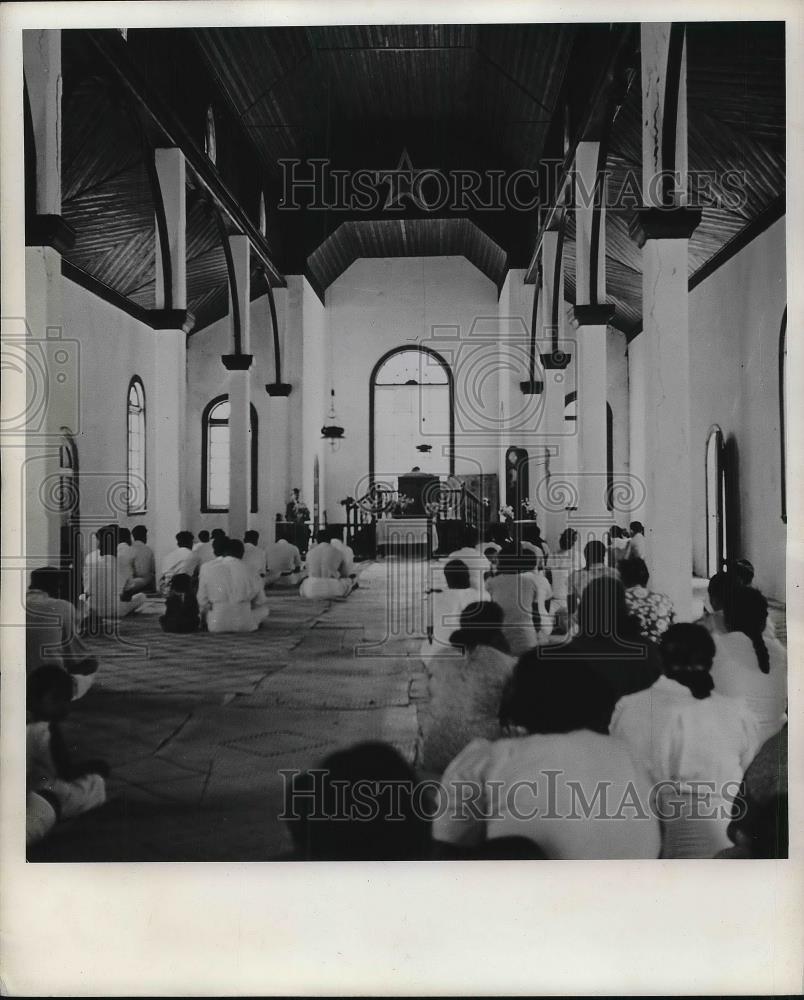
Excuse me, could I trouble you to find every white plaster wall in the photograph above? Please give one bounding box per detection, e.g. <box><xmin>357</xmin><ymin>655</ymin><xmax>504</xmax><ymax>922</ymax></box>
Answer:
<box><xmin>607</xmin><ymin>325</ymin><xmax>630</xmax><ymax>521</ymax></box>
<box><xmin>324</xmin><ymin>256</ymin><xmax>500</xmax><ymax>520</ymax></box>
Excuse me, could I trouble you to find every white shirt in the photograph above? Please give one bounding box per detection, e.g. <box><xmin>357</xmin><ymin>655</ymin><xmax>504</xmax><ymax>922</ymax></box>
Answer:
<box><xmin>434</xmin><ymin>731</ymin><xmax>660</xmax><ymax>860</ymax></box>
<box><xmin>626</xmin><ymin>532</ymin><xmax>646</xmax><ymax>560</ymax></box>
<box><xmin>160</xmin><ymin>546</ymin><xmax>200</xmax><ymax>584</ymax></box>
<box><xmin>306</xmin><ymin>542</ymin><xmax>347</xmax><ymax>579</ymax></box>
<box><xmin>610</xmin><ymin>676</ymin><xmax>760</xmax><ymax>793</ymax></box>
<box><xmin>243</xmin><ymin>541</ymin><xmax>268</xmax><ymax>578</ymax></box>
<box><xmin>117</xmin><ymin>542</ymin><xmax>134</xmax><ymax>584</ymax></box>
<box><xmin>425</xmin><ymin>586</ymin><xmax>488</xmax><ymax>656</ymax></box>
<box><xmin>712</xmin><ymin>632</ymin><xmax>787</xmax><ymax>745</ymax></box>
<box><xmin>265</xmin><ymin>538</ymin><xmax>302</xmax><ymax>575</ymax></box>
<box><xmin>194</xmin><ymin>540</ymin><xmax>215</xmax><ymax>565</ymax></box>
<box><xmin>84</xmin><ymin>553</ymin><xmax>125</xmax><ymax>616</ymax></box>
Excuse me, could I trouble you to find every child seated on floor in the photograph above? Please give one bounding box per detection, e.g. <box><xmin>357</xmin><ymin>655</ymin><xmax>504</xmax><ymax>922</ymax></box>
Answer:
<box><xmin>26</xmin><ymin>666</ymin><xmax>108</xmax><ymax>848</ymax></box>
<box><xmin>159</xmin><ymin>573</ymin><xmax>200</xmax><ymax>633</ymax></box>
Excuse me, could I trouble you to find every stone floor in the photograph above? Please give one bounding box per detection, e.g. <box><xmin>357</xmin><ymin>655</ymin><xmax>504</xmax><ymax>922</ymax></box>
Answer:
<box><xmin>30</xmin><ymin>560</ymin><xmax>434</xmax><ymax>862</ymax></box>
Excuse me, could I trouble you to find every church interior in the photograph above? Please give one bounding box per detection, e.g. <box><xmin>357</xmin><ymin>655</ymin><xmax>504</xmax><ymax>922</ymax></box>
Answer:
<box><xmin>19</xmin><ymin>20</ymin><xmax>789</xmax><ymax>862</ymax></box>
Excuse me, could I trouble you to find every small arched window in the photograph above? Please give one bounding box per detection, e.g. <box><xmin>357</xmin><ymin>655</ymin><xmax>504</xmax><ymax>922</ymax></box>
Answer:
<box><xmin>705</xmin><ymin>425</ymin><xmax>726</xmax><ymax>577</ymax></box>
<box><xmin>204</xmin><ymin>105</ymin><xmax>217</xmax><ymax>165</ymax></box>
<box><xmin>201</xmin><ymin>396</ymin><xmax>258</xmax><ymax>512</ymax></box>
<box><xmin>779</xmin><ymin>307</ymin><xmax>787</xmax><ymax>523</ymax></box>
<box><xmin>126</xmin><ymin>377</ymin><xmax>147</xmax><ymax>514</ymax></box>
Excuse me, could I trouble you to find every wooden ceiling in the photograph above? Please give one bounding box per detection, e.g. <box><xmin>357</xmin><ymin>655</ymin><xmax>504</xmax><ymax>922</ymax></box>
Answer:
<box><xmin>50</xmin><ymin>22</ymin><xmax>785</xmax><ymax>337</ymax></box>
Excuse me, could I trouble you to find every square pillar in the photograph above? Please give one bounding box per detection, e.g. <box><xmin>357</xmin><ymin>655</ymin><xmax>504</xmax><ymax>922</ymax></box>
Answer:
<box><xmin>225</xmin><ymin>235</ymin><xmax>252</xmax><ymax>540</ymax></box>
<box><xmin>152</xmin><ymin>328</ymin><xmax>187</xmax><ymax>567</ymax></box>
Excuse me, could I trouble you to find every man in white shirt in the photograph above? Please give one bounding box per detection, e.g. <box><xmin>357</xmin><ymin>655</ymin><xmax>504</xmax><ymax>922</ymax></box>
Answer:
<box><xmin>300</xmin><ymin>531</ymin><xmax>355</xmax><ymax>598</ymax></box>
<box><xmin>193</xmin><ymin>530</ymin><xmax>215</xmax><ymax>566</ymax></box>
<box><xmin>84</xmin><ymin>525</ymin><xmax>146</xmax><ymax>621</ymax></box>
<box><xmin>125</xmin><ymin>524</ymin><xmax>155</xmax><ymax>596</ymax></box>
<box><xmin>265</xmin><ymin>536</ymin><xmax>304</xmax><ymax>587</ymax></box>
<box><xmin>197</xmin><ymin>536</ymin><xmax>269</xmax><ymax>632</ymax></box>
<box><xmin>448</xmin><ymin>525</ymin><xmax>491</xmax><ymax>591</ymax></box>
<box><xmin>625</xmin><ymin>521</ymin><xmax>646</xmax><ymax>561</ymax></box>
<box><xmin>243</xmin><ymin>530</ymin><xmax>268</xmax><ymax>580</ymax></box>
<box><xmin>159</xmin><ymin>531</ymin><xmax>200</xmax><ymax>595</ymax></box>
<box><xmin>117</xmin><ymin>528</ymin><xmax>135</xmax><ymax>592</ymax></box>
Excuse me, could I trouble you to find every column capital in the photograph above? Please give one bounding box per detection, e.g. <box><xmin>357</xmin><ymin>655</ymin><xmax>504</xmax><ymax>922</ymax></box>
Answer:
<box><xmin>25</xmin><ymin>215</ymin><xmax>76</xmax><ymax>255</ymax></box>
<box><xmin>222</xmin><ymin>354</ymin><xmax>253</xmax><ymax>371</ymax></box>
<box><xmin>572</xmin><ymin>304</ymin><xmax>615</xmax><ymax>328</ymax></box>
<box><xmin>539</xmin><ymin>349</ymin><xmax>572</xmax><ymax>370</ymax></box>
<box><xmin>150</xmin><ymin>309</ymin><xmax>195</xmax><ymax>333</ymax></box>
<box><xmin>628</xmin><ymin>207</ymin><xmax>702</xmax><ymax>248</ymax></box>
<box><xmin>266</xmin><ymin>382</ymin><xmax>293</xmax><ymax>397</ymax></box>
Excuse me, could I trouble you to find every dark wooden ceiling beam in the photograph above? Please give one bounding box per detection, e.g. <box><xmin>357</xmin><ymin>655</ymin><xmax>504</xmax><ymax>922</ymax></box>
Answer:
<box><xmin>85</xmin><ymin>28</ymin><xmax>286</xmax><ymax>288</ymax></box>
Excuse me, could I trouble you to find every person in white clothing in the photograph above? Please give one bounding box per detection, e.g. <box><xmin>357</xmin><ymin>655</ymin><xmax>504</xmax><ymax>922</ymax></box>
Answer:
<box><xmin>243</xmin><ymin>530</ymin><xmax>269</xmax><ymax>580</ymax></box>
<box><xmin>197</xmin><ymin>537</ymin><xmax>269</xmax><ymax>632</ymax></box>
<box><xmin>422</xmin><ymin>559</ymin><xmax>488</xmax><ymax>659</ymax></box>
<box><xmin>330</xmin><ymin>535</ymin><xmax>356</xmax><ymax>578</ymax></box>
<box><xmin>116</xmin><ymin>528</ymin><xmax>135</xmax><ymax>591</ymax></box>
<box><xmin>711</xmin><ymin>585</ymin><xmax>787</xmax><ymax>745</ymax></box>
<box><xmin>265</xmin><ymin>536</ymin><xmax>305</xmax><ymax>587</ymax></box>
<box><xmin>547</xmin><ymin>528</ymin><xmax>579</xmax><ymax>635</ymax></box>
<box><xmin>625</xmin><ymin>521</ymin><xmax>646</xmax><ymax>561</ymax></box>
<box><xmin>83</xmin><ymin>525</ymin><xmax>145</xmax><ymax>621</ymax></box>
<box><xmin>193</xmin><ymin>530</ymin><xmax>215</xmax><ymax>566</ymax></box>
<box><xmin>159</xmin><ymin>531</ymin><xmax>200</xmax><ymax>595</ymax></box>
<box><xmin>521</xmin><ymin>546</ymin><xmax>553</xmax><ymax>635</ymax></box>
<box><xmin>611</xmin><ymin>623</ymin><xmax>760</xmax><ymax>858</ymax></box>
<box><xmin>300</xmin><ymin>531</ymin><xmax>355</xmax><ymax>599</ymax></box>
<box><xmin>433</xmin><ymin>659</ymin><xmax>660</xmax><ymax>859</ymax></box>
<box><xmin>447</xmin><ymin>525</ymin><xmax>491</xmax><ymax>593</ymax></box>
<box><xmin>126</xmin><ymin>524</ymin><xmax>155</xmax><ymax>596</ymax></box>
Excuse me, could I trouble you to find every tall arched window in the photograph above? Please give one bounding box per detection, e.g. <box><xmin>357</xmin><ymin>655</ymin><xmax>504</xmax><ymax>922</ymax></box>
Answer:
<box><xmin>201</xmin><ymin>396</ymin><xmax>258</xmax><ymax>512</ymax></box>
<box><xmin>606</xmin><ymin>403</ymin><xmax>614</xmax><ymax>511</ymax></box>
<box><xmin>204</xmin><ymin>105</ymin><xmax>217</xmax><ymax>165</ymax></box>
<box><xmin>705</xmin><ymin>425</ymin><xmax>726</xmax><ymax>576</ymax></box>
<box><xmin>126</xmin><ymin>377</ymin><xmax>147</xmax><ymax>514</ymax></box>
<box><xmin>369</xmin><ymin>347</ymin><xmax>454</xmax><ymax>484</ymax></box>
<box><xmin>779</xmin><ymin>307</ymin><xmax>787</xmax><ymax>523</ymax></box>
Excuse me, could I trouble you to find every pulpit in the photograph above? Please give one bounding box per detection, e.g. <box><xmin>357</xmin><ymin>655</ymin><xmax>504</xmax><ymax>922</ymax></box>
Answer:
<box><xmin>397</xmin><ymin>472</ymin><xmax>440</xmax><ymax>516</ymax></box>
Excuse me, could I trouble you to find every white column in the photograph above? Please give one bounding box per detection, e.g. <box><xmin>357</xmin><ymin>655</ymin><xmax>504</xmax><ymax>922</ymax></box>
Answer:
<box><xmin>629</xmin><ymin>23</ymin><xmax>700</xmax><ymax>619</ymax></box>
<box><xmin>226</xmin><ymin>235</ymin><xmax>252</xmax><ymax>540</ymax></box>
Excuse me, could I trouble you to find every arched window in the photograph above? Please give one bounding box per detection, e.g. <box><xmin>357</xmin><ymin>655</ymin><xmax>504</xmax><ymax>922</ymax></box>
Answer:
<box><xmin>369</xmin><ymin>347</ymin><xmax>453</xmax><ymax>484</ymax></box>
<box><xmin>204</xmin><ymin>105</ymin><xmax>217</xmax><ymax>165</ymax></box>
<box><xmin>705</xmin><ymin>425</ymin><xmax>726</xmax><ymax>576</ymax></box>
<box><xmin>606</xmin><ymin>403</ymin><xmax>614</xmax><ymax>511</ymax></box>
<box><xmin>779</xmin><ymin>307</ymin><xmax>787</xmax><ymax>523</ymax></box>
<box><xmin>126</xmin><ymin>377</ymin><xmax>147</xmax><ymax>514</ymax></box>
<box><xmin>201</xmin><ymin>396</ymin><xmax>258</xmax><ymax>512</ymax></box>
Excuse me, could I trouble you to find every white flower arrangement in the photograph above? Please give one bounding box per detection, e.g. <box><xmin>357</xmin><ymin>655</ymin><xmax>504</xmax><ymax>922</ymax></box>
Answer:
<box><xmin>499</xmin><ymin>504</ymin><xmax>515</xmax><ymax>521</ymax></box>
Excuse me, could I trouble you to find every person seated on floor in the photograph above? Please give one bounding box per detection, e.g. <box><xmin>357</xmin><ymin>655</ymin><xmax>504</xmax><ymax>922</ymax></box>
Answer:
<box><xmin>485</xmin><ymin>545</ymin><xmax>546</xmax><ymax>657</ymax></box>
<box><xmin>696</xmin><ymin>570</ymin><xmax>731</xmax><ymax>636</ymax></box>
<box><xmin>299</xmin><ymin>530</ymin><xmax>356</xmax><ymax>599</ymax></box>
<box><xmin>433</xmin><ymin>659</ymin><xmax>660</xmax><ymax>860</ymax></box>
<box><xmin>620</xmin><ymin>556</ymin><xmax>675</xmax><ymax>644</ymax></box>
<box><xmin>26</xmin><ymin>666</ymin><xmax>108</xmax><ymax>848</ymax></box>
<box><xmin>569</xmin><ymin>539</ymin><xmax>619</xmax><ymax>611</ymax></box>
<box><xmin>607</xmin><ymin>524</ymin><xmax>631</xmax><ymax>569</ymax></box>
<box><xmin>193</xmin><ymin>529</ymin><xmax>215</xmax><ymax>566</ymax></box>
<box><xmin>422</xmin><ymin>559</ymin><xmax>489</xmax><ymax>660</ymax></box>
<box><xmin>125</xmin><ymin>524</ymin><xmax>155</xmax><ymax>597</ymax></box>
<box><xmin>159</xmin><ymin>573</ymin><xmax>200</xmax><ymax>634</ymax></box>
<box><xmin>610</xmin><ymin>623</ymin><xmax>759</xmax><ymax>859</ymax></box>
<box><xmin>243</xmin><ymin>530</ymin><xmax>269</xmax><ymax>582</ymax></box>
<box><xmin>284</xmin><ymin>742</ymin><xmax>431</xmax><ymax>861</ymax></box>
<box><xmin>483</xmin><ymin>545</ymin><xmax>501</xmax><ymax>580</ymax></box>
<box><xmin>264</xmin><ymin>534</ymin><xmax>305</xmax><ymax>588</ymax></box>
<box><xmin>159</xmin><ymin>530</ymin><xmax>200</xmax><ymax>596</ymax></box>
<box><xmin>197</xmin><ymin>535</ymin><xmax>270</xmax><ymax>632</ymax></box>
<box><xmin>520</xmin><ymin>545</ymin><xmax>553</xmax><ymax>636</ymax></box>
<box><xmin>447</xmin><ymin>525</ymin><xmax>491</xmax><ymax>592</ymax></box>
<box><xmin>711</xmin><ymin>585</ymin><xmax>787</xmax><ymax>746</ymax></box>
<box><xmin>625</xmin><ymin>520</ymin><xmax>646</xmax><ymax>560</ymax></box>
<box><xmin>548</xmin><ymin>528</ymin><xmax>579</xmax><ymax>635</ymax></box>
<box><xmin>329</xmin><ymin>531</ymin><xmax>356</xmax><ymax>579</ymax></box>
<box><xmin>26</xmin><ymin>567</ymin><xmax>98</xmax><ymax>700</ymax></box>
<box><xmin>117</xmin><ymin>528</ymin><xmax>135</xmax><ymax>592</ymax></box>
<box><xmin>728</xmin><ymin>558</ymin><xmax>778</xmax><ymax>641</ymax></box>
<box><xmin>82</xmin><ymin>524</ymin><xmax>146</xmax><ymax>624</ymax></box>
<box><xmin>419</xmin><ymin>601</ymin><xmax>514</xmax><ymax>774</ymax></box>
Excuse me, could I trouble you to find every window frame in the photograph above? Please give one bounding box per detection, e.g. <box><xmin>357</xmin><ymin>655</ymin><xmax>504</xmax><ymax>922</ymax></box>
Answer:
<box><xmin>201</xmin><ymin>395</ymin><xmax>258</xmax><ymax>513</ymax></box>
<box><xmin>126</xmin><ymin>375</ymin><xmax>147</xmax><ymax>515</ymax></box>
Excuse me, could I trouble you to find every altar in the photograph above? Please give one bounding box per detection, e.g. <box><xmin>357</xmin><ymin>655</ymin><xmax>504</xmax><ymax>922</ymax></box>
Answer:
<box><xmin>375</xmin><ymin>517</ymin><xmax>438</xmax><ymax>556</ymax></box>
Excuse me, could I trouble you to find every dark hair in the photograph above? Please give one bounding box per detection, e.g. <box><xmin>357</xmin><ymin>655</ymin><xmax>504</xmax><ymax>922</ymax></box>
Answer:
<box><xmin>97</xmin><ymin>524</ymin><xmax>118</xmax><ymax>556</ymax></box>
<box><xmin>29</xmin><ymin>566</ymin><xmax>63</xmax><ymax>598</ymax></box>
<box><xmin>619</xmin><ymin>557</ymin><xmax>649</xmax><ymax>589</ymax></box>
<box><xmin>176</xmin><ymin>531</ymin><xmax>194</xmax><ymax>549</ymax></box>
<box><xmin>584</xmin><ymin>540</ymin><xmax>606</xmax><ymax>566</ymax></box>
<box><xmin>707</xmin><ymin>571</ymin><xmax>732</xmax><ymax>611</ymax></box>
<box><xmin>211</xmin><ymin>527</ymin><xmax>225</xmax><ymax>539</ymax></box>
<box><xmin>724</xmin><ymin>586</ymin><xmax>770</xmax><ymax>674</ymax></box>
<box><xmin>733</xmin><ymin>558</ymin><xmax>755</xmax><ymax>587</ymax></box>
<box><xmin>444</xmin><ymin>559</ymin><xmax>470</xmax><ymax>590</ymax></box>
<box><xmin>226</xmin><ymin>538</ymin><xmax>245</xmax><ymax>559</ymax></box>
<box><xmin>27</xmin><ymin>664</ymin><xmax>73</xmax><ymax>706</ymax></box>
<box><xmin>212</xmin><ymin>535</ymin><xmax>229</xmax><ymax>558</ymax></box>
<box><xmin>449</xmin><ymin>601</ymin><xmax>510</xmax><ymax>654</ymax></box>
<box><xmin>577</xmin><ymin>577</ymin><xmax>637</xmax><ymax>640</ymax></box>
<box><xmin>559</xmin><ymin>528</ymin><xmax>578</xmax><ymax>552</ymax></box>
<box><xmin>169</xmin><ymin>573</ymin><xmax>194</xmax><ymax>596</ymax></box>
<box><xmin>244</xmin><ymin>530</ymin><xmax>259</xmax><ymax>544</ymax></box>
<box><xmin>491</xmin><ymin>523</ymin><xmax>510</xmax><ymax>546</ymax></box>
<box><xmin>198</xmin><ymin>530</ymin><xmax>210</xmax><ymax>543</ymax></box>
<box><xmin>284</xmin><ymin>742</ymin><xmax>430</xmax><ymax>861</ymax></box>
<box><xmin>499</xmin><ymin>658</ymin><xmax>616</xmax><ymax>735</ymax></box>
<box><xmin>316</xmin><ymin>529</ymin><xmax>330</xmax><ymax>544</ymax></box>
<box><xmin>659</xmin><ymin>623</ymin><xmax>716</xmax><ymax>699</ymax></box>
<box><xmin>462</xmin><ymin>524</ymin><xmax>479</xmax><ymax>548</ymax></box>
<box><xmin>629</xmin><ymin>521</ymin><xmax>644</xmax><ymax>535</ymax></box>
<box><xmin>118</xmin><ymin>527</ymin><xmax>132</xmax><ymax>546</ymax></box>
<box><xmin>132</xmin><ymin>524</ymin><xmax>148</xmax><ymax>542</ymax></box>
<box><xmin>495</xmin><ymin>543</ymin><xmax>531</xmax><ymax>576</ymax></box>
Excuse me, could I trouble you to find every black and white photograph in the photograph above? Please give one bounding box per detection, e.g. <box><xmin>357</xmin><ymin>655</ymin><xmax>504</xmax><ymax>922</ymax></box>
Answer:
<box><xmin>1</xmin><ymin>0</ymin><xmax>801</xmax><ymax>994</ymax></box>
